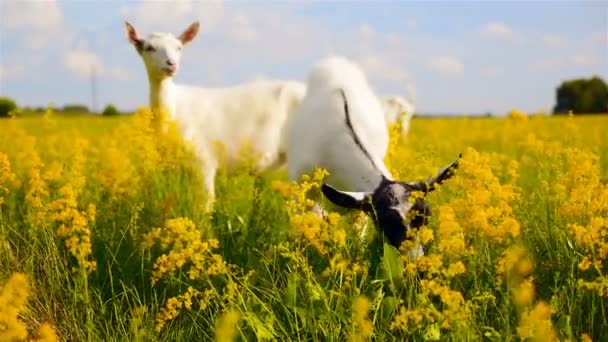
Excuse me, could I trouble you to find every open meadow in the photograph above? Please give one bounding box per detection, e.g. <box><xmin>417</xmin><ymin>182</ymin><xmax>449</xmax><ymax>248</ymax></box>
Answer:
<box><xmin>1</xmin><ymin>110</ymin><xmax>607</xmax><ymax>341</ymax></box>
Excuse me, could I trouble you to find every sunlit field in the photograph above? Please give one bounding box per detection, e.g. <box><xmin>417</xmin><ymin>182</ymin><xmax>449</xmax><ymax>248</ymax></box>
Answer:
<box><xmin>1</xmin><ymin>109</ymin><xmax>607</xmax><ymax>341</ymax></box>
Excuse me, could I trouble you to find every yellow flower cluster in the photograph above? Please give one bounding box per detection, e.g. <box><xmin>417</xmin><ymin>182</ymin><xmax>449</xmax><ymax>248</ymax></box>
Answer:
<box><xmin>214</xmin><ymin>309</ymin><xmax>241</xmax><ymax>342</ymax></box>
<box><xmin>516</xmin><ymin>302</ymin><xmax>558</xmax><ymax>341</ymax></box>
<box><xmin>280</xmin><ymin>167</ymin><xmax>330</xmax><ymax>214</ymax></box>
<box><xmin>321</xmin><ymin>253</ymin><xmax>367</xmax><ymax>289</ymax></box>
<box><xmin>444</xmin><ymin>147</ymin><xmax>521</xmax><ymax>245</ymax></box>
<box><xmin>0</xmin><ymin>273</ymin><xmax>59</xmax><ymax>342</ymax></box>
<box><xmin>0</xmin><ymin>273</ymin><xmax>29</xmax><ymax>340</ymax></box>
<box><xmin>48</xmin><ymin>185</ymin><xmax>97</xmax><ymax>273</ymax></box>
<box><xmin>273</xmin><ymin>168</ymin><xmax>347</xmax><ymax>255</ymax></box>
<box><xmin>384</xmin><ymin>121</ymin><xmax>407</xmax><ymax>178</ymax></box>
<box><xmin>390</xmin><ymin>147</ymin><xmax>526</xmax><ymax>336</ymax></box>
<box><xmin>291</xmin><ymin>211</ymin><xmax>345</xmax><ymax>254</ymax></box>
<box><xmin>390</xmin><ymin>275</ymin><xmax>473</xmax><ymax>333</ymax></box>
<box><xmin>94</xmin><ymin>107</ymin><xmax>196</xmax><ymax>201</ymax></box>
<box><xmin>555</xmin><ymin>148</ymin><xmax>608</xmax><ymax>296</ymax></box>
<box><xmin>496</xmin><ymin>246</ymin><xmax>558</xmax><ymax>341</ymax></box>
<box><xmin>0</xmin><ymin>152</ymin><xmax>15</xmax><ymax>206</ymax></box>
<box><xmin>349</xmin><ymin>296</ymin><xmax>373</xmax><ymax>342</ymax></box>
<box><xmin>143</xmin><ymin>217</ymin><xmax>228</xmax><ymax>284</ymax></box>
<box><xmin>508</xmin><ymin>109</ymin><xmax>529</xmax><ymax>120</ymax></box>
<box><xmin>390</xmin><ymin>305</ymin><xmax>434</xmax><ymax>333</ymax></box>
<box><xmin>45</xmin><ymin>139</ymin><xmax>97</xmax><ymax>273</ymax></box>
<box><xmin>154</xmin><ymin>287</ymin><xmax>216</xmax><ymax>332</ymax></box>
<box><xmin>25</xmin><ymin>155</ymin><xmax>49</xmax><ymax>227</ymax></box>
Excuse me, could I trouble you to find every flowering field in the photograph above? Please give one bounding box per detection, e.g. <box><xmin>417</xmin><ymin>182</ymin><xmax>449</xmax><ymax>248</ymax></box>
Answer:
<box><xmin>0</xmin><ymin>109</ymin><xmax>607</xmax><ymax>341</ymax></box>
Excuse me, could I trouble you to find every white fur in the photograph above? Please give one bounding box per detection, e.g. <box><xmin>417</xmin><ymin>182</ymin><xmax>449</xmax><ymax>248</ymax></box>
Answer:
<box><xmin>382</xmin><ymin>95</ymin><xmax>415</xmax><ymax>135</ymax></box>
<box><xmin>287</xmin><ymin>56</ymin><xmax>392</xmax><ymax>192</ymax></box>
<box><xmin>126</xmin><ymin>22</ymin><xmax>306</xmax><ymax>210</ymax></box>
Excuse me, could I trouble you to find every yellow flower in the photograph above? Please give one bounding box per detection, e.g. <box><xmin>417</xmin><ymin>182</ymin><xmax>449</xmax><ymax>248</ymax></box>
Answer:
<box><xmin>0</xmin><ymin>273</ymin><xmax>60</xmax><ymax>341</ymax></box>
<box><xmin>215</xmin><ymin>309</ymin><xmax>241</xmax><ymax>342</ymax></box>
<box><xmin>0</xmin><ymin>273</ymin><xmax>29</xmax><ymax>341</ymax></box>
<box><xmin>418</xmin><ymin>227</ymin><xmax>435</xmax><ymax>245</ymax></box>
<box><xmin>34</xmin><ymin>323</ymin><xmax>59</xmax><ymax>342</ymax></box>
<box><xmin>578</xmin><ymin>256</ymin><xmax>592</xmax><ymax>271</ymax></box>
<box><xmin>508</xmin><ymin>109</ymin><xmax>528</xmax><ymax>120</ymax></box>
<box><xmin>350</xmin><ymin>296</ymin><xmax>373</xmax><ymax>342</ymax></box>
<box><xmin>516</xmin><ymin>302</ymin><xmax>558</xmax><ymax>342</ymax></box>
<box><xmin>0</xmin><ymin>152</ymin><xmax>16</xmax><ymax>205</ymax></box>
<box><xmin>446</xmin><ymin>261</ymin><xmax>466</xmax><ymax>278</ymax></box>
<box><xmin>513</xmin><ymin>278</ymin><xmax>535</xmax><ymax>308</ymax></box>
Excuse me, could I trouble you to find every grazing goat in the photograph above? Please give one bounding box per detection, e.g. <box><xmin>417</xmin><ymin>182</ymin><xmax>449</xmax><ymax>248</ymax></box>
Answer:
<box><xmin>287</xmin><ymin>56</ymin><xmax>459</xmax><ymax>258</ymax></box>
<box><xmin>125</xmin><ymin>21</ymin><xmax>306</xmax><ymax>210</ymax></box>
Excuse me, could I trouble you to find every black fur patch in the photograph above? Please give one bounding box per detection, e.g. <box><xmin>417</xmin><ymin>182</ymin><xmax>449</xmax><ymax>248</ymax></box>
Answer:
<box><xmin>339</xmin><ymin>88</ymin><xmax>380</xmax><ymax>173</ymax></box>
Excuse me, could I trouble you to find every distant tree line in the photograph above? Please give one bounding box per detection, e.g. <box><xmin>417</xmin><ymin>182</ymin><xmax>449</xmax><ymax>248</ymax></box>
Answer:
<box><xmin>554</xmin><ymin>76</ymin><xmax>608</xmax><ymax>115</ymax></box>
<box><xmin>0</xmin><ymin>97</ymin><xmax>125</xmax><ymax>118</ymax></box>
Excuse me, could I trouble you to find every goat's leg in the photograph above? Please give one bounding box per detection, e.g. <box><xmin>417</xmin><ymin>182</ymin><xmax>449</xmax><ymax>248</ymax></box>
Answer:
<box><xmin>202</xmin><ymin>162</ymin><xmax>217</xmax><ymax>212</ymax></box>
<box><xmin>196</xmin><ymin>144</ymin><xmax>218</xmax><ymax>213</ymax></box>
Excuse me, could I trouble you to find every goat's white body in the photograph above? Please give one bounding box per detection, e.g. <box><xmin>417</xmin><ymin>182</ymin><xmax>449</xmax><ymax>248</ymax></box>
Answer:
<box><xmin>152</xmin><ymin>77</ymin><xmax>306</xmax><ymax>206</ymax></box>
<box><xmin>128</xmin><ymin>23</ymin><xmax>308</xmax><ymax>211</ymax></box>
<box><xmin>287</xmin><ymin>56</ymin><xmax>392</xmax><ymax>192</ymax></box>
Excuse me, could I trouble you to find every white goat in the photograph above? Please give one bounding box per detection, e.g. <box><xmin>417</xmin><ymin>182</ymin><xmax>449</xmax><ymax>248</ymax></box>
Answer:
<box><xmin>125</xmin><ymin>21</ymin><xmax>306</xmax><ymax>210</ymax></box>
<box><xmin>382</xmin><ymin>84</ymin><xmax>416</xmax><ymax>135</ymax></box>
<box><xmin>287</xmin><ymin>56</ymin><xmax>459</xmax><ymax>257</ymax></box>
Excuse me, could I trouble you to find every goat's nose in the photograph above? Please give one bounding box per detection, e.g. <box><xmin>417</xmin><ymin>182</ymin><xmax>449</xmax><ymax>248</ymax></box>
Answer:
<box><xmin>166</xmin><ymin>60</ymin><xmax>175</xmax><ymax>67</ymax></box>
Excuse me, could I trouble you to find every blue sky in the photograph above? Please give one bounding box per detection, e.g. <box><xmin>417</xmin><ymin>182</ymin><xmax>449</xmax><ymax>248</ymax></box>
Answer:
<box><xmin>1</xmin><ymin>0</ymin><xmax>606</xmax><ymax>115</ymax></box>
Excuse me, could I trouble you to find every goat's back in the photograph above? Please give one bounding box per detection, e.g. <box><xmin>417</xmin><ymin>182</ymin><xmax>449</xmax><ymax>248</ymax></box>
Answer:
<box><xmin>287</xmin><ymin>56</ymin><xmax>390</xmax><ymax>192</ymax></box>
<box><xmin>175</xmin><ymin>79</ymin><xmax>305</xmax><ymax>169</ymax></box>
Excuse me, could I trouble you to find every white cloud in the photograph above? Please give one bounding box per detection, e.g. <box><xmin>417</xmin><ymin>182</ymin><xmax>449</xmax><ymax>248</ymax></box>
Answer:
<box><xmin>479</xmin><ymin>66</ymin><xmax>504</xmax><ymax>77</ymax></box>
<box><xmin>1</xmin><ymin>0</ymin><xmax>64</xmax><ymax>50</ymax></box>
<box><xmin>64</xmin><ymin>50</ymin><xmax>134</xmax><ymax>81</ymax></box>
<box><xmin>571</xmin><ymin>53</ymin><xmax>596</xmax><ymax>66</ymax></box>
<box><xmin>64</xmin><ymin>50</ymin><xmax>102</xmax><ymax>78</ymax></box>
<box><xmin>227</xmin><ymin>14</ymin><xmax>258</xmax><ymax>43</ymax></box>
<box><xmin>2</xmin><ymin>0</ymin><xmax>63</xmax><ymax>31</ymax></box>
<box><xmin>0</xmin><ymin>64</ymin><xmax>25</xmax><ymax>80</ymax></box>
<box><xmin>542</xmin><ymin>34</ymin><xmax>568</xmax><ymax>48</ymax></box>
<box><xmin>405</xmin><ymin>19</ymin><xmax>417</xmax><ymax>29</ymax></box>
<box><xmin>358</xmin><ymin>24</ymin><xmax>375</xmax><ymax>40</ymax></box>
<box><xmin>483</xmin><ymin>22</ymin><xmax>513</xmax><ymax>37</ymax></box>
<box><xmin>358</xmin><ymin>55</ymin><xmax>410</xmax><ymax>83</ymax></box>
<box><xmin>530</xmin><ymin>53</ymin><xmax>598</xmax><ymax>71</ymax></box>
<box><xmin>428</xmin><ymin>56</ymin><xmax>464</xmax><ymax>75</ymax></box>
<box><xmin>121</xmin><ymin>0</ymin><xmax>225</xmax><ymax>34</ymax></box>
<box><xmin>481</xmin><ymin>22</ymin><xmax>522</xmax><ymax>44</ymax></box>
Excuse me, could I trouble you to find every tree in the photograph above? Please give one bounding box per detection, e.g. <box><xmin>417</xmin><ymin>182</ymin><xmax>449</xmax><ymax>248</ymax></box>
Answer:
<box><xmin>62</xmin><ymin>104</ymin><xmax>90</xmax><ymax>113</ymax></box>
<box><xmin>102</xmin><ymin>104</ymin><xmax>120</xmax><ymax>116</ymax></box>
<box><xmin>0</xmin><ymin>97</ymin><xmax>17</xmax><ymax>118</ymax></box>
<box><xmin>553</xmin><ymin>76</ymin><xmax>608</xmax><ymax>114</ymax></box>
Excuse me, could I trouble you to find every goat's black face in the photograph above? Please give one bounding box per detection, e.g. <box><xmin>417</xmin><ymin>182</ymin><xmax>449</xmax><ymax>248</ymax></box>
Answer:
<box><xmin>369</xmin><ymin>181</ymin><xmax>432</xmax><ymax>247</ymax></box>
<box><xmin>321</xmin><ymin>154</ymin><xmax>460</xmax><ymax>250</ymax></box>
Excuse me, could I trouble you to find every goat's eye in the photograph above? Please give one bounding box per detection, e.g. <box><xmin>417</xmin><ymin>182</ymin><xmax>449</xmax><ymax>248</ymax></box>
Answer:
<box><xmin>177</xmin><ymin>46</ymin><xmax>182</xmax><ymax>51</ymax></box>
<box><xmin>145</xmin><ymin>45</ymin><xmax>156</xmax><ymax>52</ymax></box>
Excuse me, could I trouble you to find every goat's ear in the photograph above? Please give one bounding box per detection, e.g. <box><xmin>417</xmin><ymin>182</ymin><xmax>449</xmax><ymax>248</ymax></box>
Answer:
<box><xmin>408</xmin><ymin>153</ymin><xmax>461</xmax><ymax>193</ymax></box>
<box><xmin>321</xmin><ymin>184</ymin><xmax>371</xmax><ymax>211</ymax></box>
<box><xmin>125</xmin><ymin>21</ymin><xmax>143</xmax><ymax>50</ymax></box>
<box><xmin>179</xmin><ymin>21</ymin><xmax>200</xmax><ymax>45</ymax></box>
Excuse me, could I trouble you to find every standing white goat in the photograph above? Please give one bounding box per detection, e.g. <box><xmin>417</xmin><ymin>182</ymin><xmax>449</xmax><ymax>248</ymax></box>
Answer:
<box><xmin>125</xmin><ymin>21</ymin><xmax>306</xmax><ymax>210</ymax></box>
<box><xmin>382</xmin><ymin>83</ymin><xmax>416</xmax><ymax>136</ymax></box>
<box><xmin>287</xmin><ymin>56</ymin><xmax>459</xmax><ymax>257</ymax></box>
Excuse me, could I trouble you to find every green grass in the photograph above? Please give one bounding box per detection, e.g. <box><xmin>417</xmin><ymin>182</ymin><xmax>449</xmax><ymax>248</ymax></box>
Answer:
<box><xmin>0</xmin><ymin>111</ymin><xmax>607</xmax><ymax>341</ymax></box>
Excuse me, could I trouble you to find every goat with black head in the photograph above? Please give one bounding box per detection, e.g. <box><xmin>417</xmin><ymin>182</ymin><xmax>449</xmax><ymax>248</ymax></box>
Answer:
<box><xmin>322</xmin><ymin>156</ymin><xmax>460</xmax><ymax>254</ymax></box>
<box><xmin>286</xmin><ymin>56</ymin><xmax>460</xmax><ymax>259</ymax></box>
